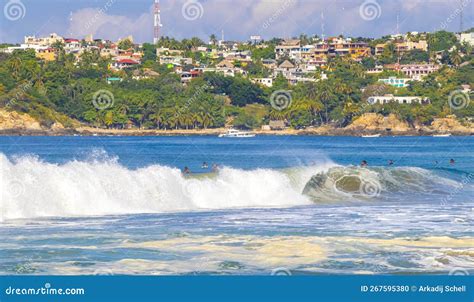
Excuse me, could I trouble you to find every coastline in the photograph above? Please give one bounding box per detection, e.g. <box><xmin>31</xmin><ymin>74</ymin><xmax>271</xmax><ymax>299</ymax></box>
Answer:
<box><xmin>1</xmin><ymin>127</ymin><xmax>472</xmax><ymax>137</ymax></box>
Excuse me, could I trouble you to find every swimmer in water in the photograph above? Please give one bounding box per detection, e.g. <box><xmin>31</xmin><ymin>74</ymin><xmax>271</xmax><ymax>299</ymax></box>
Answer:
<box><xmin>388</xmin><ymin>160</ymin><xmax>394</xmax><ymax>166</ymax></box>
<box><xmin>201</xmin><ymin>162</ymin><xmax>208</xmax><ymax>169</ymax></box>
<box><xmin>450</xmin><ymin>159</ymin><xmax>455</xmax><ymax>165</ymax></box>
<box><xmin>360</xmin><ymin>160</ymin><xmax>368</xmax><ymax>167</ymax></box>
<box><xmin>183</xmin><ymin>166</ymin><xmax>191</xmax><ymax>175</ymax></box>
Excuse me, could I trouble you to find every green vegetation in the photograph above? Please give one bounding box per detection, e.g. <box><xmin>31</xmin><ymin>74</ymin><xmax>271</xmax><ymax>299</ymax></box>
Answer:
<box><xmin>0</xmin><ymin>32</ymin><xmax>472</xmax><ymax>131</ymax></box>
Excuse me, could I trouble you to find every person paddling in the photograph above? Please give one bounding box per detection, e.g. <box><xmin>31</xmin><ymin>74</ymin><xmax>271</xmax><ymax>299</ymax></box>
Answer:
<box><xmin>183</xmin><ymin>166</ymin><xmax>191</xmax><ymax>175</ymax></box>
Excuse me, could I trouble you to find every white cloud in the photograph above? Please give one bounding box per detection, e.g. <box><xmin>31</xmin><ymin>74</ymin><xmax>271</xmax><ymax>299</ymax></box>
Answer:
<box><xmin>67</xmin><ymin>7</ymin><xmax>153</xmax><ymax>42</ymax></box>
<box><xmin>61</xmin><ymin>0</ymin><xmax>472</xmax><ymax>43</ymax></box>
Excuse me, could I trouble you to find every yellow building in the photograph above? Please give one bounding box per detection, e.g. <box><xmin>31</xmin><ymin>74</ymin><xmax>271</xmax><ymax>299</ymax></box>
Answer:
<box><xmin>36</xmin><ymin>48</ymin><xmax>56</xmax><ymax>61</ymax></box>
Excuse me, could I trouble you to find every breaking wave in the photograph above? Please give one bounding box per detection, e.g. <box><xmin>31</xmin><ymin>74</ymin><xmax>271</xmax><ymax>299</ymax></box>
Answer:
<box><xmin>0</xmin><ymin>153</ymin><xmax>468</xmax><ymax>220</ymax></box>
<box><xmin>302</xmin><ymin>166</ymin><xmax>465</xmax><ymax>202</ymax></box>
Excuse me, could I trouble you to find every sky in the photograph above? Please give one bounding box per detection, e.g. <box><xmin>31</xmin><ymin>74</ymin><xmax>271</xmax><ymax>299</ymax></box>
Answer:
<box><xmin>0</xmin><ymin>0</ymin><xmax>473</xmax><ymax>43</ymax></box>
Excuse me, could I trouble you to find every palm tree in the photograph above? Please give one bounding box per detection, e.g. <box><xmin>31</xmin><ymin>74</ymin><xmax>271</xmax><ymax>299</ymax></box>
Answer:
<box><xmin>8</xmin><ymin>57</ymin><xmax>22</xmax><ymax>80</ymax></box>
<box><xmin>151</xmin><ymin>109</ymin><xmax>164</xmax><ymax>129</ymax></box>
<box><xmin>210</xmin><ymin>34</ymin><xmax>218</xmax><ymax>46</ymax></box>
<box><xmin>268</xmin><ymin>108</ymin><xmax>288</xmax><ymax>121</ymax></box>
<box><xmin>317</xmin><ymin>83</ymin><xmax>334</xmax><ymax>124</ymax></box>
<box><xmin>183</xmin><ymin>111</ymin><xmax>194</xmax><ymax>129</ymax></box>
<box><xmin>429</xmin><ymin>51</ymin><xmax>438</xmax><ymax>64</ymax></box>
<box><xmin>302</xmin><ymin>98</ymin><xmax>323</xmax><ymax>125</ymax></box>
<box><xmin>449</xmin><ymin>50</ymin><xmax>462</xmax><ymax>67</ymax></box>
<box><xmin>117</xmin><ymin>103</ymin><xmax>130</xmax><ymax>116</ymax></box>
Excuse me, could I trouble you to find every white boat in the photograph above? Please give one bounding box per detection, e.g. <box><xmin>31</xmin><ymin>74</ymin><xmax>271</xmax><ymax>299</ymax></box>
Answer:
<box><xmin>361</xmin><ymin>134</ymin><xmax>381</xmax><ymax>138</ymax></box>
<box><xmin>433</xmin><ymin>134</ymin><xmax>452</xmax><ymax>137</ymax></box>
<box><xmin>219</xmin><ymin>129</ymin><xmax>256</xmax><ymax>138</ymax></box>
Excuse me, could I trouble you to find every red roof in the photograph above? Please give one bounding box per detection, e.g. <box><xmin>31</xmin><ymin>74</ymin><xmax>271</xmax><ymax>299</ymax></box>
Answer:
<box><xmin>64</xmin><ymin>38</ymin><xmax>80</xmax><ymax>43</ymax></box>
<box><xmin>117</xmin><ymin>59</ymin><xmax>139</xmax><ymax>64</ymax></box>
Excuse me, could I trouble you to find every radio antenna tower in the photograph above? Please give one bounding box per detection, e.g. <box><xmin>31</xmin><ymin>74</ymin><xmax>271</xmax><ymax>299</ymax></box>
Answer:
<box><xmin>153</xmin><ymin>0</ymin><xmax>163</xmax><ymax>44</ymax></box>
<box><xmin>321</xmin><ymin>12</ymin><xmax>325</xmax><ymax>41</ymax></box>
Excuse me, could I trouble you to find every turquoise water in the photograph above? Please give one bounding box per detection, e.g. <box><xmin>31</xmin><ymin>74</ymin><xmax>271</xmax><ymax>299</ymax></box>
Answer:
<box><xmin>0</xmin><ymin>136</ymin><xmax>473</xmax><ymax>275</ymax></box>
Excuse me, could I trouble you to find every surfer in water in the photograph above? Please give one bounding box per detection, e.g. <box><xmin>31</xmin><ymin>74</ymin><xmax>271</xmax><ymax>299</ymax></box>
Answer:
<box><xmin>183</xmin><ymin>166</ymin><xmax>191</xmax><ymax>175</ymax></box>
<box><xmin>450</xmin><ymin>159</ymin><xmax>455</xmax><ymax>165</ymax></box>
<box><xmin>360</xmin><ymin>160</ymin><xmax>368</xmax><ymax>167</ymax></box>
<box><xmin>201</xmin><ymin>162</ymin><xmax>209</xmax><ymax>169</ymax></box>
<box><xmin>388</xmin><ymin>160</ymin><xmax>394</xmax><ymax>166</ymax></box>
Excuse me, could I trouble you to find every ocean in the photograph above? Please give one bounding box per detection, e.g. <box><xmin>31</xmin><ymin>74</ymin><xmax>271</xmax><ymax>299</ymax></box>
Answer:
<box><xmin>0</xmin><ymin>135</ymin><xmax>473</xmax><ymax>275</ymax></box>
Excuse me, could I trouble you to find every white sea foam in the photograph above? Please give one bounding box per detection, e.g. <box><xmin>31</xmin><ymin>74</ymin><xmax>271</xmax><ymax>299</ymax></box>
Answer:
<box><xmin>1</xmin><ymin>153</ymin><xmax>335</xmax><ymax>220</ymax></box>
<box><xmin>0</xmin><ymin>152</ymin><xmax>467</xmax><ymax>220</ymax></box>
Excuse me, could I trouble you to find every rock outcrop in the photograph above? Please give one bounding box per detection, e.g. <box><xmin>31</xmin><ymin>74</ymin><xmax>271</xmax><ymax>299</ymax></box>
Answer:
<box><xmin>346</xmin><ymin>113</ymin><xmax>411</xmax><ymax>132</ymax></box>
<box><xmin>0</xmin><ymin>109</ymin><xmax>42</xmax><ymax>131</ymax></box>
<box><xmin>429</xmin><ymin>115</ymin><xmax>472</xmax><ymax>133</ymax></box>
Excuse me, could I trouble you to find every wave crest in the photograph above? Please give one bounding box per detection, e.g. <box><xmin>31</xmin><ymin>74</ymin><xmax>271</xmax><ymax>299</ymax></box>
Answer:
<box><xmin>302</xmin><ymin>166</ymin><xmax>462</xmax><ymax>202</ymax></box>
<box><xmin>0</xmin><ymin>154</ymin><xmax>318</xmax><ymax>220</ymax></box>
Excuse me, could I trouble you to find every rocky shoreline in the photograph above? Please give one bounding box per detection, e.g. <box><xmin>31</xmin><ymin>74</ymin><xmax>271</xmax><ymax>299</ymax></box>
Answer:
<box><xmin>1</xmin><ymin>128</ymin><xmax>472</xmax><ymax>137</ymax></box>
<box><xmin>1</xmin><ymin>109</ymin><xmax>472</xmax><ymax>137</ymax></box>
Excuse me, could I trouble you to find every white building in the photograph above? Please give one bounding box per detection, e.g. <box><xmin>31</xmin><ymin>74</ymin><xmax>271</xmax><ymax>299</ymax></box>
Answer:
<box><xmin>24</xmin><ymin>33</ymin><xmax>63</xmax><ymax>46</ymax></box>
<box><xmin>275</xmin><ymin>40</ymin><xmax>301</xmax><ymax>61</ymax></box>
<box><xmin>378</xmin><ymin>77</ymin><xmax>412</xmax><ymax>88</ymax></box>
<box><xmin>2</xmin><ymin>44</ymin><xmax>48</xmax><ymax>54</ymax></box>
<box><xmin>368</xmin><ymin>94</ymin><xmax>430</xmax><ymax>105</ymax></box>
<box><xmin>459</xmin><ymin>33</ymin><xmax>474</xmax><ymax>46</ymax></box>
<box><xmin>252</xmin><ymin>78</ymin><xmax>273</xmax><ymax>87</ymax></box>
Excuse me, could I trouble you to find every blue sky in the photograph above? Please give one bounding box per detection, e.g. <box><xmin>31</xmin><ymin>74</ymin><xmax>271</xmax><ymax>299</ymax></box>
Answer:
<box><xmin>0</xmin><ymin>0</ymin><xmax>473</xmax><ymax>43</ymax></box>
